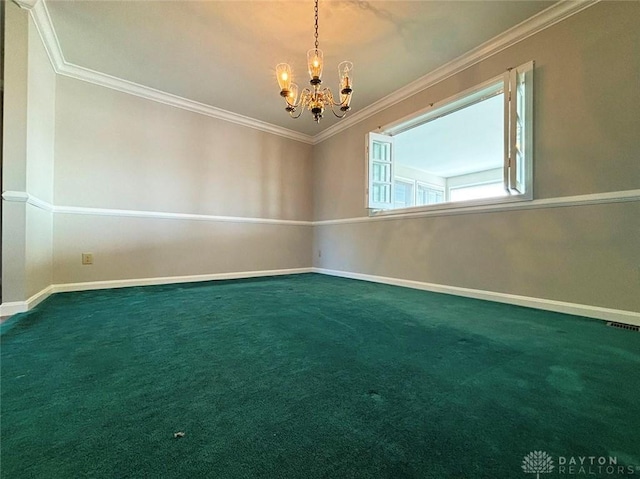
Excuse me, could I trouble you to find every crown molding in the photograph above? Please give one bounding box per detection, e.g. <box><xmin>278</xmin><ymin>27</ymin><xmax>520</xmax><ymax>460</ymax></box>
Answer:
<box><xmin>56</xmin><ymin>63</ymin><xmax>314</xmax><ymax>144</ymax></box>
<box><xmin>25</xmin><ymin>0</ymin><xmax>66</xmax><ymax>72</ymax></box>
<box><xmin>12</xmin><ymin>0</ymin><xmax>38</xmax><ymax>10</ymax></box>
<box><xmin>26</xmin><ymin>0</ymin><xmax>597</xmax><ymax>147</ymax></box>
<box><xmin>312</xmin><ymin>0</ymin><xmax>600</xmax><ymax>144</ymax></box>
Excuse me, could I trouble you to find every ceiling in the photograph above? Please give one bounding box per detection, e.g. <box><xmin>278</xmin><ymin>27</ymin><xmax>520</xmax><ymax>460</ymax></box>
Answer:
<box><xmin>44</xmin><ymin>0</ymin><xmax>556</xmax><ymax>137</ymax></box>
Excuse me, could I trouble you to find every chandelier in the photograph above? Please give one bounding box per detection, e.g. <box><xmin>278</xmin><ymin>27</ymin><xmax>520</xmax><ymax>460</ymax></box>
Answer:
<box><xmin>275</xmin><ymin>0</ymin><xmax>353</xmax><ymax>123</ymax></box>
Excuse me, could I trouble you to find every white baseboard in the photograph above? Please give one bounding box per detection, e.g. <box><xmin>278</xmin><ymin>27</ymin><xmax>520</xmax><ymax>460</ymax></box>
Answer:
<box><xmin>0</xmin><ymin>301</ymin><xmax>28</xmax><ymax>317</ymax></box>
<box><xmin>0</xmin><ymin>285</ymin><xmax>55</xmax><ymax>317</ymax></box>
<box><xmin>1</xmin><ymin>268</ymin><xmax>312</xmax><ymax>317</ymax></box>
<box><xmin>313</xmin><ymin>268</ymin><xmax>640</xmax><ymax>326</ymax></box>
<box><xmin>52</xmin><ymin>267</ymin><xmax>313</xmax><ymax>294</ymax></box>
<box><xmin>4</xmin><ymin>267</ymin><xmax>638</xmax><ymax>327</ymax></box>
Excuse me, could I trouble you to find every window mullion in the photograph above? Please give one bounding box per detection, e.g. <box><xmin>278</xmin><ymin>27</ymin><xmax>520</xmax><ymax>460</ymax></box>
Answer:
<box><xmin>503</xmin><ymin>70</ymin><xmax>511</xmax><ymax>192</ymax></box>
<box><xmin>508</xmin><ymin>68</ymin><xmax>519</xmax><ymax>192</ymax></box>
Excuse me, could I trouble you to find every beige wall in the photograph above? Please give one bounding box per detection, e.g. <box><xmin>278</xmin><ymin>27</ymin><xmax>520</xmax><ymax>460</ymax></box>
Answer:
<box><xmin>53</xmin><ymin>214</ymin><xmax>311</xmax><ymax>284</ymax></box>
<box><xmin>314</xmin><ymin>203</ymin><xmax>640</xmax><ymax>312</ymax></box>
<box><xmin>26</xmin><ymin>205</ymin><xmax>53</xmax><ymax>297</ymax></box>
<box><xmin>25</xmin><ymin>14</ymin><xmax>55</xmax><ymax>298</ymax></box>
<box><xmin>26</xmin><ymin>15</ymin><xmax>56</xmax><ymax>204</ymax></box>
<box><xmin>51</xmin><ymin>76</ymin><xmax>313</xmax><ymax>285</ymax></box>
<box><xmin>2</xmin><ymin>2</ymin><xmax>28</xmax><ymax>193</ymax></box>
<box><xmin>313</xmin><ymin>1</ymin><xmax>640</xmax><ymax>312</ymax></box>
<box><xmin>2</xmin><ymin>2</ymin><xmax>29</xmax><ymax>303</ymax></box>
<box><xmin>54</xmin><ymin>77</ymin><xmax>312</xmax><ymax>220</ymax></box>
<box><xmin>2</xmin><ymin>5</ymin><xmax>55</xmax><ymax>302</ymax></box>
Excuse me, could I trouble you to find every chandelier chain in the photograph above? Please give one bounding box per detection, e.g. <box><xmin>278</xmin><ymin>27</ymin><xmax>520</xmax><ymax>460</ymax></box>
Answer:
<box><xmin>314</xmin><ymin>0</ymin><xmax>319</xmax><ymax>51</ymax></box>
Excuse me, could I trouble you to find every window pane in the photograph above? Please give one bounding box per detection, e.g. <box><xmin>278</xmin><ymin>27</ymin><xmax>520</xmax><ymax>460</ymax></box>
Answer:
<box><xmin>372</xmin><ymin>141</ymin><xmax>391</xmax><ymax>162</ymax></box>
<box><xmin>416</xmin><ymin>184</ymin><xmax>444</xmax><ymax>205</ymax></box>
<box><xmin>394</xmin><ymin>181</ymin><xmax>414</xmax><ymax>208</ymax></box>
<box><xmin>450</xmin><ymin>182</ymin><xmax>507</xmax><ymax>202</ymax></box>
<box><xmin>373</xmin><ymin>184</ymin><xmax>391</xmax><ymax>203</ymax></box>
<box><xmin>373</xmin><ymin>162</ymin><xmax>391</xmax><ymax>182</ymax></box>
<box><xmin>372</xmin><ymin>142</ymin><xmax>382</xmax><ymax>160</ymax></box>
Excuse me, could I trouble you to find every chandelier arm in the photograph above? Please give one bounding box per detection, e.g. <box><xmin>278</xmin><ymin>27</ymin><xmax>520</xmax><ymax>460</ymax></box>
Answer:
<box><xmin>337</xmin><ymin>95</ymin><xmax>352</xmax><ymax>108</ymax></box>
<box><xmin>331</xmin><ymin>93</ymin><xmax>351</xmax><ymax>108</ymax></box>
<box><xmin>323</xmin><ymin>87</ymin><xmax>352</xmax><ymax>108</ymax></box>
<box><xmin>329</xmin><ymin>103</ymin><xmax>349</xmax><ymax>119</ymax></box>
<box><xmin>289</xmin><ymin>108</ymin><xmax>305</xmax><ymax>119</ymax></box>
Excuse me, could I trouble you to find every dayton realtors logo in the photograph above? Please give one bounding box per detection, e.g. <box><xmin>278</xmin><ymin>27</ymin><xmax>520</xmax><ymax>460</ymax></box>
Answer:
<box><xmin>522</xmin><ymin>452</ymin><xmax>639</xmax><ymax>476</ymax></box>
<box><xmin>522</xmin><ymin>451</ymin><xmax>555</xmax><ymax>478</ymax></box>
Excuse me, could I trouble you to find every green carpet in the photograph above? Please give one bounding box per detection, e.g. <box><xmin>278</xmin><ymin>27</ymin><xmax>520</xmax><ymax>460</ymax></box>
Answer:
<box><xmin>1</xmin><ymin>274</ymin><xmax>639</xmax><ymax>478</ymax></box>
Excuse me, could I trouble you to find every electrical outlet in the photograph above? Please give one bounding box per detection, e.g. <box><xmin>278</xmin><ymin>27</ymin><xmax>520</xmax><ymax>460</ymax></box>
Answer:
<box><xmin>82</xmin><ymin>253</ymin><xmax>93</xmax><ymax>265</ymax></box>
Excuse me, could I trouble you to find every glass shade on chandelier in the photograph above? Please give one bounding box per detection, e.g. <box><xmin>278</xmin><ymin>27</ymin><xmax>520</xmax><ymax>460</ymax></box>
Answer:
<box><xmin>276</xmin><ymin>63</ymin><xmax>292</xmax><ymax>92</ymax></box>
<box><xmin>275</xmin><ymin>0</ymin><xmax>353</xmax><ymax>123</ymax></box>
<box><xmin>307</xmin><ymin>49</ymin><xmax>323</xmax><ymax>82</ymax></box>
<box><xmin>338</xmin><ymin>60</ymin><xmax>353</xmax><ymax>109</ymax></box>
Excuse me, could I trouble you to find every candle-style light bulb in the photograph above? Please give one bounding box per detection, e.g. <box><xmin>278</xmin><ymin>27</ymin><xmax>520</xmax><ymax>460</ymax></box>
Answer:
<box><xmin>307</xmin><ymin>49</ymin><xmax>324</xmax><ymax>83</ymax></box>
<box><xmin>276</xmin><ymin>63</ymin><xmax>292</xmax><ymax>95</ymax></box>
<box><xmin>338</xmin><ymin>61</ymin><xmax>353</xmax><ymax>94</ymax></box>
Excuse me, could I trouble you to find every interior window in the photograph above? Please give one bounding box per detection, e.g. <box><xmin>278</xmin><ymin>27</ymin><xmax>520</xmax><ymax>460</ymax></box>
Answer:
<box><xmin>367</xmin><ymin>61</ymin><xmax>533</xmax><ymax>212</ymax></box>
<box><xmin>394</xmin><ymin>179</ymin><xmax>415</xmax><ymax>208</ymax></box>
<box><xmin>416</xmin><ymin>182</ymin><xmax>444</xmax><ymax>206</ymax></box>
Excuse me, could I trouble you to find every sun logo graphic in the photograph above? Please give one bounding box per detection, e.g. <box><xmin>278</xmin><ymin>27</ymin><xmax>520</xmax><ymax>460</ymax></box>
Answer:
<box><xmin>522</xmin><ymin>451</ymin><xmax>555</xmax><ymax>478</ymax></box>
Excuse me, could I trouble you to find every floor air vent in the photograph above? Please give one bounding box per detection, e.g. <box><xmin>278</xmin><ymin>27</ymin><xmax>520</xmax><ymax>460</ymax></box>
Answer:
<box><xmin>606</xmin><ymin>321</ymin><xmax>640</xmax><ymax>332</ymax></box>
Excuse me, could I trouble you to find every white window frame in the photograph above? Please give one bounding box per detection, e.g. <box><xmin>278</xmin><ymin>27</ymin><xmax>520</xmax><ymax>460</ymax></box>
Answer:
<box><xmin>416</xmin><ymin>181</ymin><xmax>445</xmax><ymax>206</ymax></box>
<box><xmin>365</xmin><ymin>61</ymin><xmax>534</xmax><ymax>215</ymax></box>
<box><xmin>394</xmin><ymin>176</ymin><xmax>416</xmax><ymax>209</ymax></box>
<box><xmin>365</xmin><ymin>132</ymin><xmax>395</xmax><ymax>210</ymax></box>
<box><xmin>449</xmin><ymin>180</ymin><xmax>508</xmax><ymax>202</ymax></box>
